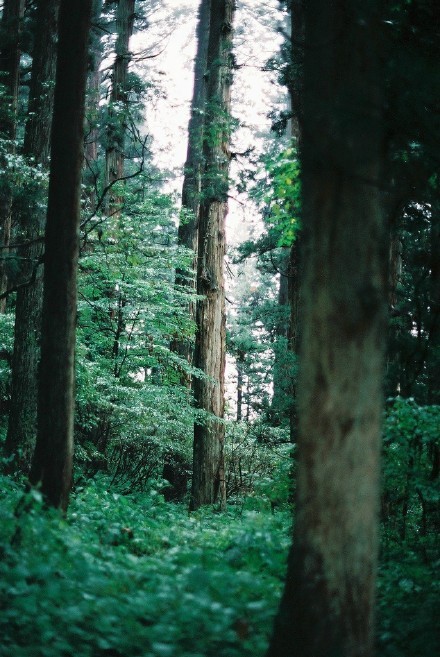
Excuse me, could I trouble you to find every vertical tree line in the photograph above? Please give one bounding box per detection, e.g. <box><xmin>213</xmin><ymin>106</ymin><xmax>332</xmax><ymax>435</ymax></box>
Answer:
<box><xmin>267</xmin><ymin>0</ymin><xmax>387</xmax><ymax>654</ymax></box>
<box><xmin>5</xmin><ymin>0</ymin><xmax>60</xmax><ymax>472</ymax></box>
<box><xmin>0</xmin><ymin>0</ymin><xmax>25</xmax><ymax>311</ymax></box>
<box><xmin>29</xmin><ymin>0</ymin><xmax>93</xmax><ymax>510</ymax></box>
<box><xmin>0</xmin><ymin>1</ymin><xmax>437</xmax><ymax>653</ymax></box>
<box><xmin>190</xmin><ymin>0</ymin><xmax>235</xmax><ymax>511</ymax></box>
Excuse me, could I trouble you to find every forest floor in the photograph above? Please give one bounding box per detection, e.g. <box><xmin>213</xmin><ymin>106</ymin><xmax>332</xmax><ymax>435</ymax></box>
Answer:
<box><xmin>0</xmin><ymin>474</ymin><xmax>438</xmax><ymax>657</ymax></box>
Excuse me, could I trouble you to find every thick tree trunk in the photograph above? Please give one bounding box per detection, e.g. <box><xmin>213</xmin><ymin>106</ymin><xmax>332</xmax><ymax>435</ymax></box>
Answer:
<box><xmin>29</xmin><ymin>0</ymin><xmax>92</xmax><ymax>511</ymax></box>
<box><xmin>173</xmin><ymin>0</ymin><xmax>211</xmax><ymax>373</ymax></box>
<box><xmin>189</xmin><ymin>0</ymin><xmax>235</xmax><ymax>511</ymax></box>
<box><xmin>5</xmin><ymin>0</ymin><xmax>59</xmax><ymax>474</ymax></box>
<box><xmin>0</xmin><ymin>0</ymin><xmax>25</xmax><ymax>311</ymax></box>
<box><xmin>267</xmin><ymin>1</ymin><xmax>386</xmax><ymax>656</ymax></box>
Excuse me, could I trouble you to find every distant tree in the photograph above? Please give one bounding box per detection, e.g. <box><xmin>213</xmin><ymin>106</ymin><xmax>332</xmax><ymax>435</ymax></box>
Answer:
<box><xmin>267</xmin><ymin>1</ymin><xmax>387</xmax><ymax>656</ymax></box>
<box><xmin>190</xmin><ymin>0</ymin><xmax>235</xmax><ymax>511</ymax></box>
<box><xmin>0</xmin><ymin>0</ymin><xmax>25</xmax><ymax>311</ymax></box>
<box><xmin>104</xmin><ymin>0</ymin><xmax>135</xmax><ymax>212</ymax></box>
<box><xmin>84</xmin><ymin>0</ymin><xmax>105</xmax><ymax>212</ymax></box>
<box><xmin>5</xmin><ymin>0</ymin><xmax>60</xmax><ymax>473</ymax></box>
<box><xmin>382</xmin><ymin>0</ymin><xmax>440</xmax><ymax>406</ymax></box>
<box><xmin>29</xmin><ymin>0</ymin><xmax>93</xmax><ymax>510</ymax></box>
<box><xmin>172</xmin><ymin>0</ymin><xmax>211</xmax><ymax>373</ymax></box>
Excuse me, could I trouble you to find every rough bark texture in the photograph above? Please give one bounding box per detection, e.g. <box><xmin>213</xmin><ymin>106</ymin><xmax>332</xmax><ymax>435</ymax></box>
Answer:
<box><xmin>266</xmin><ymin>1</ymin><xmax>387</xmax><ymax>656</ymax></box>
<box><xmin>29</xmin><ymin>0</ymin><xmax>93</xmax><ymax>511</ymax></box>
<box><xmin>189</xmin><ymin>0</ymin><xmax>235</xmax><ymax>511</ymax></box>
<box><xmin>5</xmin><ymin>0</ymin><xmax>59</xmax><ymax>473</ymax></box>
<box><xmin>0</xmin><ymin>0</ymin><xmax>25</xmax><ymax>311</ymax></box>
<box><xmin>173</xmin><ymin>0</ymin><xmax>211</xmax><ymax>372</ymax></box>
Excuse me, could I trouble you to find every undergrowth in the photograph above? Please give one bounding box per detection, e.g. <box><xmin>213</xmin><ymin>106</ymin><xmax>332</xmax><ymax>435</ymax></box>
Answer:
<box><xmin>0</xmin><ymin>472</ymin><xmax>438</xmax><ymax>657</ymax></box>
<box><xmin>0</xmin><ymin>475</ymin><xmax>290</xmax><ymax>657</ymax></box>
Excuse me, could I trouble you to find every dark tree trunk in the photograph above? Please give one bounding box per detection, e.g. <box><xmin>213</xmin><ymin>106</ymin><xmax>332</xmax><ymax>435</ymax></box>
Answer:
<box><xmin>270</xmin><ymin>249</ymin><xmax>291</xmax><ymax>425</ymax></box>
<box><xmin>29</xmin><ymin>0</ymin><xmax>93</xmax><ymax>511</ymax></box>
<box><xmin>267</xmin><ymin>1</ymin><xmax>387</xmax><ymax>656</ymax></box>
<box><xmin>236</xmin><ymin>350</ymin><xmax>245</xmax><ymax>422</ymax></box>
<box><xmin>287</xmin><ymin>240</ymin><xmax>300</xmax><ymax>439</ymax></box>
<box><xmin>173</xmin><ymin>0</ymin><xmax>211</xmax><ymax>374</ymax></box>
<box><xmin>5</xmin><ymin>0</ymin><xmax>60</xmax><ymax>474</ymax></box>
<box><xmin>427</xmin><ymin>203</ymin><xmax>440</xmax><ymax>404</ymax></box>
<box><xmin>0</xmin><ymin>0</ymin><xmax>25</xmax><ymax>311</ymax></box>
<box><xmin>189</xmin><ymin>0</ymin><xmax>235</xmax><ymax>512</ymax></box>
<box><xmin>84</xmin><ymin>0</ymin><xmax>104</xmax><ymax>213</ymax></box>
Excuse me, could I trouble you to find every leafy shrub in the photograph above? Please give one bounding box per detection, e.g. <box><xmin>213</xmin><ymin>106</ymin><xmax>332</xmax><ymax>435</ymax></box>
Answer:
<box><xmin>0</xmin><ymin>475</ymin><xmax>290</xmax><ymax>657</ymax></box>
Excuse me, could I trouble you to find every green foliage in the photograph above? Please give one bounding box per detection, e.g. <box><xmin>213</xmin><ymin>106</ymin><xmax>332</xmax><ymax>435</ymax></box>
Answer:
<box><xmin>201</xmin><ymin>101</ymin><xmax>238</xmax><ymax>202</ymax></box>
<box><xmin>377</xmin><ymin>398</ymin><xmax>440</xmax><ymax>656</ymax></box>
<box><xmin>377</xmin><ymin>549</ymin><xmax>440</xmax><ymax>657</ymax></box>
<box><xmin>75</xmin><ymin>186</ymin><xmax>197</xmax><ymax>491</ymax></box>
<box><xmin>260</xmin><ymin>147</ymin><xmax>300</xmax><ymax>247</ymax></box>
<box><xmin>0</xmin><ymin>311</ymin><xmax>14</xmax><ymax>414</ymax></box>
<box><xmin>225</xmin><ymin>420</ymin><xmax>291</xmax><ymax>505</ymax></box>
<box><xmin>381</xmin><ymin>398</ymin><xmax>440</xmax><ymax>543</ymax></box>
<box><xmin>0</xmin><ymin>475</ymin><xmax>290</xmax><ymax>657</ymax></box>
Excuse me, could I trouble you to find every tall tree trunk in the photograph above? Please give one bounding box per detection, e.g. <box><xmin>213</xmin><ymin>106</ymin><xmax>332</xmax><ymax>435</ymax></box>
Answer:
<box><xmin>84</xmin><ymin>0</ymin><xmax>104</xmax><ymax>214</ymax></box>
<box><xmin>189</xmin><ymin>0</ymin><xmax>235</xmax><ymax>512</ymax></box>
<box><xmin>427</xmin><ymin>202</ymin><xmax>440</xmax><ymax>404</ymax></box>
<box><xmin>105</xmin><ymin>0</ymin><xmax>135</xmax><ymax>212</ymax></box>
<box><xmin>29</xmin><ymin>0</ymin><xmax>93</xmax><ymax>511</ymax></box>
<box><xmin>236</xmin><ymin>349</ymin><xmax>245</xmax><ymax>422</ymax></box>
<box><xmin>173</xmin><ymin>0</ymin><xmax>211</xmax><ymax>372</ymax></box>
<box><xmin>267</xmin><ymin>1</ymin><xmax>387</xmax><ymax>656</ymax></box>
<box><xmin>5</xmin><ymin>0</ymin><xmax>60</xmax><ymax>474</ymax></box>
<box><xmin>270</xmin><ymin>248</ymin><xmax>291</xmax><ymax>425</ymax></box>
<box><xmin>0</xmin><ymin>0</ymin><xmax>25</xmax><ymax>311</ymax></box>
<box><xmin>286</xmin><ymin>0</ymin><xmax>303</xmax><ymax>441</ymax></box>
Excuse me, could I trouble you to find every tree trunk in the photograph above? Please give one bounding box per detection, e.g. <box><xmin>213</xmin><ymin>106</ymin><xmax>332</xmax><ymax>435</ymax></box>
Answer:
<box><xmin>29</xmin><ymin>0</ymin><xmax>93</xmax><ymax>511</ymax></box>
<box><xmin>270</xmin><ymin>249</ymin><xmax>291</xmax><ymax>425</ymax></box>
<box><xmin>105</xmin><ymin>0</ymin><xmax>135</xmax><ymax>212</ymax></box>
<box><xmin>189</xmin><ymin>0</ymin><xmax>235</xmax><ymax>512</ymax></box>
<box><xmin>267</xmin><ymin>1</ymin><xmax>387</xmax><ymax>656</ymax></box>
<box><xmin>5</xmin><ymin>0</ymin><xmax>59</xmax><ymax>474</ymax></box>
<box><xmin>236</xmin><ymin>349</ymin><xmax>245</xmax><ymax>422</ymax></box>
<box><xmin>180</xmin><ymin>0</ymin><xmax>211</xmax><ymax>252</ymax></box>
<box><xmin>427</xmin><ymin>203</ymin><xmax>440</xmax><ymax>404</ymax></box>
<box><xmin>84</xmin><ymin>0</ymin><xmax>104</xmax><ymax>214</ymax></box>
<box><xmin>0</xmin><ymin>0</ymin><xmax>25</xmax><ymax>311</ymax></box>
<box><xmin>173</xmin><ymin>0</ymin><xmax>211</xmax><ymax>373</ymax></box>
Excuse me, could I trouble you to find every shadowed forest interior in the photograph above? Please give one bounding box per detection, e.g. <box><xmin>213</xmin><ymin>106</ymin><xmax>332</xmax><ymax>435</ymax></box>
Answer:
<box><xmin>0</xmin><ymin>1</ymin><xmax>439</xmax><ymax>656</ymax></box>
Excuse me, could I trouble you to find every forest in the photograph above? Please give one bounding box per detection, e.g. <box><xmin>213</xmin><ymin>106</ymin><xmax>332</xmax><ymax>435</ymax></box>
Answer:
<box><xmin>0</xmin><ymin>0</ymin><xmax>439</xmax><ymax>656</ymax></box>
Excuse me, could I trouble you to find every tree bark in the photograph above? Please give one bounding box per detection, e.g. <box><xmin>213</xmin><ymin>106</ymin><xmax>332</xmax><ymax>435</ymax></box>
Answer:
<box><xmin>267</xmin><ymin>1</ymin><xmax>387</xmax><ymax>656</ymax></box>
<box><xmin>189</xmin><ymin>0</ymin><xmax>235</xmax><ymax>511</ymax></box>
<box><xmin>173</xmin><ymin>0</ymin><xmax>211</xmax><ymax>374</ymax></box>
<box><xmin>5</xmin><ymin>0</ymin><xmax>59</xmax><ymax>474</ymax></box>
<box><xmin>29</xmin><ymin>0</ymin><xmax>93</xmax><ymax>511</ymax></box>
<box><xmin>105</xmin><ymin>0</ymin><xmax>135</xmax><ymax>212</ymax></box>
<box><xmin>84</xmin><ymin>0</ymin><xmax>104</xmax><ymax>213</ymax></box>
<box><xmin>0</xmin><ymin>0</ymin><xmax>25</xmax><ymax>312</ymax></box>
<box><xmin>236</xmin><ymin>349</ymin><xmax>245</xmax><ymax>422</ymax></box>
<box><xmin>270</xmin><ymin>249</ymin><xmax>291</xmax><ymax>425</ymax></box>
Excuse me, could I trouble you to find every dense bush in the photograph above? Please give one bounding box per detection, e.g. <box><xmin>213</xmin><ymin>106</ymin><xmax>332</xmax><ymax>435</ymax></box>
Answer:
<box><xmin>0</xmin><ymin>475</ymin><xmax>290</xmax><ymax>657</ymax></box>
